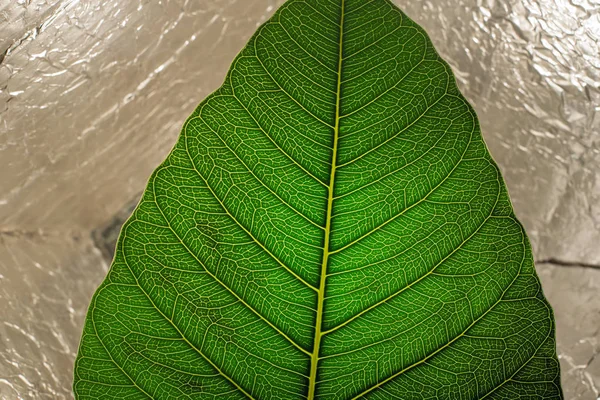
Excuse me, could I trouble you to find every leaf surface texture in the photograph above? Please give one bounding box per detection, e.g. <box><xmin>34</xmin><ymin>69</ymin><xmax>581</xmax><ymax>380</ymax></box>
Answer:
<box><xmin>74</xmin><ymin>0</ymin><xmax>562</xmax><ymax>398</ymax></box>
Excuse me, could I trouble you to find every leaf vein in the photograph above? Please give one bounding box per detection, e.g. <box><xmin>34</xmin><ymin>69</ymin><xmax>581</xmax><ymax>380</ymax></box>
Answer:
<box><xmin>330</xmin><ymin>109</ymin><xmax>474</xmax><ymax>254</ymax></box>
<box><xmin>348</xmin><ymin>228</ymin><xmax>529</xmax><ymax>399</ymax></box>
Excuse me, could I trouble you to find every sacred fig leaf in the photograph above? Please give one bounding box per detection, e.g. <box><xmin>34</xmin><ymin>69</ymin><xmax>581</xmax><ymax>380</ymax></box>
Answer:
<box><xmin>74</xmin><ymin>0</ymin><xmax>563</xmax><ymax>398</ymax></box>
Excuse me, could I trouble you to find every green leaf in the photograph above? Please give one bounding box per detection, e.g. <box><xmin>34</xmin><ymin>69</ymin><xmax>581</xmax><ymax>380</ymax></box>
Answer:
<box><xmin>74</xmin><ymin>0</ymin><xmax>563</xmax><ymax>398</ymax></box>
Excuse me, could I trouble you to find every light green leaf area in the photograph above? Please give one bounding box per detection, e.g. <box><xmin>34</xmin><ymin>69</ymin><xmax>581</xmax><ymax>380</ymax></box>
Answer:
<box><xmin>74</xmin><ymin>0</ymin><xmax>562</xmax><ymax>399</ymax></box>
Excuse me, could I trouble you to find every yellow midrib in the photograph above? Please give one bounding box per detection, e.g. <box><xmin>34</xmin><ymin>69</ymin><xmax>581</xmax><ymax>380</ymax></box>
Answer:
<box><xmin>307</xmin><ymin>0</ymin><xmax>345</xmax><ymax>398</ymax></box>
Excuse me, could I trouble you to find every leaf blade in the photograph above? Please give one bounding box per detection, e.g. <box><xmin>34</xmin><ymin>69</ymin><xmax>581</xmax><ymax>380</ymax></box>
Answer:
<box><xmin>74</xmin><ymin>0</ymin><xmax>562</xmax><ymax>399</ymax></box>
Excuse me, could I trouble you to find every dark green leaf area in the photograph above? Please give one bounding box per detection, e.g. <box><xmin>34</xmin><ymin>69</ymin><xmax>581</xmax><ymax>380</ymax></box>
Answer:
<box><xmin>74</xmin><ymin>0</ymin><xmax>562</xmax><ymax>399</ymax></box>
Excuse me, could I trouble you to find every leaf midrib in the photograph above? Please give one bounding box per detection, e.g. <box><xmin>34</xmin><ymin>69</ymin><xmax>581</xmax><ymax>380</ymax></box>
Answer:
<box><xmin>307</xmin><ymin>1</ymin><xmax>345</xmax><ymax>398</ymax></box>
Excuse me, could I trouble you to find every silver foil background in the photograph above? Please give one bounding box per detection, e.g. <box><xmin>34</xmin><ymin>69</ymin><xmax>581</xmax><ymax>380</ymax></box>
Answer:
<box><xmin>0</xmin><ymin>0</ymin><xmax>598</xmax><ymax>398</ymax></box>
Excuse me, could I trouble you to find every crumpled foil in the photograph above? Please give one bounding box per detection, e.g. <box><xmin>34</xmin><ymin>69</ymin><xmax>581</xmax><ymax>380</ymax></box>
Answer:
<box><xmin>0</xmin><ymin>0</ymin><xmax>598</xmax><ymax>398</ymax></box>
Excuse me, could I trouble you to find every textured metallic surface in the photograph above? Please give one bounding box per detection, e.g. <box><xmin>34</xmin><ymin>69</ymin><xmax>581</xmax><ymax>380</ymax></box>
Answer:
<box><xmin>0</xmin><ymin>0</ymin><xmax>598</xmax><ymax>398</ymax></box>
